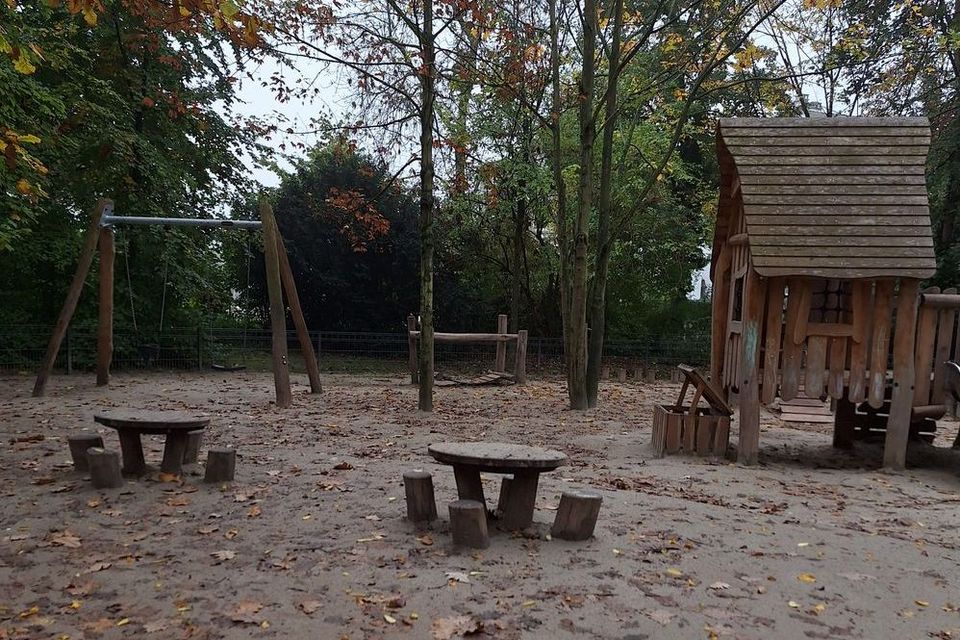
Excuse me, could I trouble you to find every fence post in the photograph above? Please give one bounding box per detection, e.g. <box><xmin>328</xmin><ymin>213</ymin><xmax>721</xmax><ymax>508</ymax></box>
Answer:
<box><xmin>515</xmin><ymin>330</ymin><xmax>528</xmax><ymax>384</ymax></box>
<box><xmin>197</xmin><ymin>325</ymin><xmax>203</xmax><ymax>369</ymax></box>
<box><xmin>495</xmin><ymin>313</ymin><xmax>508</xmax><ymax>372</ymax></box>
<box><xmin>66</xmin><ymin>327</ymin><xmax>73</xmax><ymax>374</ymax></box>
<box><xmin>407</xmin><ymin>314</ymin><xmax>418</xmax><ymax>385</ymax></box>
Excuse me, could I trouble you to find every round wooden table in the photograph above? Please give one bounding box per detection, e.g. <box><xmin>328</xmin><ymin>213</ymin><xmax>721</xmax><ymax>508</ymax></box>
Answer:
<box><xmin>94</xmin><ymin>410</ymin><xmax>209</xmax><ymax>477</ymax></box>
<box><xmin>428</xmin><ymin>442</ymin><xmax>567</xmax><ymax>530</ymax></box>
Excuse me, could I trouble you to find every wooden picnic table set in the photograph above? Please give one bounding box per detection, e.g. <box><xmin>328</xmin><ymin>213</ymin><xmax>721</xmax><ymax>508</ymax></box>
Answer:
<box><xmin>67</xmin><ymin>409</ymin><xmax>236</xmax><ymax>488</ymax></box>
<box><xmin>404</xmin><ymin>441</ymin><xmax>603</xmax><ymax>548</ymax></box>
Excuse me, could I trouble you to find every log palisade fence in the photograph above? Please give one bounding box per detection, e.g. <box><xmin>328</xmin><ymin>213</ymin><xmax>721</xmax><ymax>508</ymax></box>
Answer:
<box><xmin>711</xmin><ymin>116</ymin><xmax>945</xmax><ymax>470</ymax></box>
<box><xmin>407</xmin><ymin>314</ymin><xmax>528</xmax><ymax>385</ymax></box>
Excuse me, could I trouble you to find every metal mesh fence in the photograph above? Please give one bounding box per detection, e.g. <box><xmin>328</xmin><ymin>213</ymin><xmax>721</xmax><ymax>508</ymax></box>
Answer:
<box><xmin>0</xmin><ymin>325</ymin><xmax>710</xmax><ymax>376</ymax></box>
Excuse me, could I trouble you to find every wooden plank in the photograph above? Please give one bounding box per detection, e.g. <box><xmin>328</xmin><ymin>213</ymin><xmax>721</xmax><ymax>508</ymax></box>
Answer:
<box><xmin>755</xmin><ymin>266</ymin><xmax>936</xmax><ymax>280</ymax></box>
<box><xmin>728</xmin><ymin>145</ymin><xmax>929</xmax><ymax>157</ymax></box>
<box><xmin>723</xmin><ymin>135</ymin><xmax>930</xmax><ymax>147</ymax></box>
<box><xmin>719</xmin><ymin>116</ymin><xmax>929</xmax><ymax>127</ymax></box>
<box><xmin>277</xmin><ymin>234</ymin><xmax>322</xmax><ymax>394</ymax></box>
<box><xmin>805</xmin><ymin>336</ymin><xmax>828</xmax><ymax>399</ymax></box>
<box><xmin>752</xmin><ymin>247</ymin><xmax>933</xmax><ymax>258</ymax></box>
<box><xmin>780</xmin><ymin>397</ymin><xmax>826</xmax><ymax>407</ymax></box>
<box><xmin>740</xmin><ymin>173</ymin><xmax>928</xmax><ymax>186</ymax></box>
<box><xmin>780</xmin><ymin>278</ymin><xmax>805</xmax><ymax>401</ymax></box>
<box><xmin>735</xmin><ymin>156</ymin><xmax>927</xmax><ymax>166</ymax></box>
<box><xmin>96</xmin><ymin>227</ymin><xmax>115</xmax><ymax>387</ymax></box>
<box><xmin>33</xmin><ymin>199</ymin><xmax>112</xmax><ymax>397</ymax></box>
<box><xmin>737</xmin><ymin>269</ymin><xmax>767</xmax><ymax>465</ymax></box>
<box><xmin>410</xmin><ymin>331</ymin><xmax>518</xmax><ymax>342</ymax></box>
<box><xmin>742</xmin><ymin>184</ymin><xmax>928</xmax><ymax>196</ymax></box>
<box><xmin>753</xmin><ymin>256</ymin><xmax>936</xmax><ymax>269</ymax></box>
<box><xmin>744</xmin><ymin>195</ymin><xmax>929</xmax><ymax>206</ymax></box>
<box><xmin>761</xmin><ymin>277</ymin><xmax>785</xmax><ymax>404</ymax></box>
<box><xmin>736</xmin><ymin>164</ymin><xmax>926</xmax><ymax>176</ymax></box>
<box><xmin>748</xmin><ymin>212</ymin><xmax>930</xmax><ymax>224</ymax></box>
<box><xmin>848</xmin><ymin>281</ymin><xmax>873</xmax><ymax>403</ymax></box>
<box><xmin>260</xmin><ymin>199</ymin><xmax>293</xmax><ymax>409</ymax></box>
<box><xmin>781</xmin><ymin>413</ymin><xmax>835</xmax><ymax>424</ymax></box>
<box><xmin>495</xmin><ymin>314</ymin><xmax>508</xmax><ymax>372</ymax></box>
<box><xmin>710</xmin><ymin>244</ymin><xmax>732</xmax><ymax>385</ymax></box>
<box><xmin>665</xmin><ymin>412</ymin><xmax>682</xmax><ymax>454</ymax></box>
<box><xmin>749</xmin><ymin>224</ymin><xmax>933</xmax><ymax>237</ymax></box>
<box><xmin>790</xmin><ymin>280</ymin><xmax>811</xmax><ymax>345</ymax></box>
<box><xmin>722</xmin><ymin>127</ymin><xmax>930</xmax><ymax>139</ymax></box>
<box><xmin>932</xmin><ymin>288</ymin><xmax>957</xmax><ymax>404</ymax></box>
<box><xmin>912</xmin><ymin>287</ymin><xmax>940</xmax><ymax>406</ymax></box>
<box><xmin>884</xmin><ymin>279</ymin><xmax>921</xmax><ymax>470</ymax></box>
<box><xmin>750</xmin><ymin>235</ymin><xmax>934</xmax><ymax>248</ymax></box>
<box><xmin>828</xmin><ymin>336</ymin><xmax>848</xmax><ymax>399</ymax></box>
<box><xmin>803</xmin><ymin>322</ymin><xmax>854</xmax><ymax>338</ymax></box>
<box><xmin>780</xmin><ymin>403</ymin><xmax>830</xmax><ymax>414</ymax></box>
<box><xmin>868</xmin><ymin>280</ymin><xmax>894</xmax><ymax>409</ymax></box>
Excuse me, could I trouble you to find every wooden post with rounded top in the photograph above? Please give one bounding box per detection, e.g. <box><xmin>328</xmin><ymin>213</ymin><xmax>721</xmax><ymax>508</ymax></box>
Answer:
<box><xmin>259</xmin><ymin>199</ymin><xmax>292</xmax><ymax>408</ymax></box>
<box><xmin>276</xmin><ymin>233</ymin><xmax>321</xmax><ymax>394</ymax></box>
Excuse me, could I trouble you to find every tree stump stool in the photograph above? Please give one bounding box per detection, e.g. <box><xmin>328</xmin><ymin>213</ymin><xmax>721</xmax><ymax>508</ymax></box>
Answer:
<box><xmin>618</xmin><ymin>368</ymin><xmax>627</xmax><ymax>382</ymax></box>
<box><xmin>403</xmin><ymin>470</ymin><xmax>437</xmax><ymax>522</ymax></box>
<box><xmin>87</xmin><ymin>448</ymin><xmax>123</xmax><ymax>489</ymax></box>
<box><xmin>644</xmin><ymin>367</ymin><xmax>656</xmax><ymax>383</ymax></box>
<box><xmin>551</xmin><ymin>490</ymin><xmax>602</xmax><ymax>541</ymax></box>
<box><xmin>183</xmin><ymin>430</ymin><xmax>203</xmax><ymax>464</ymax></box>
<box><xmin>68</xmin><ymin>434</ymin><xmax>104</xmax><ymax>471</ymax></box>
<box><xmin>204</xmin><ymin>448</ymin><xmax>236</xmax><ymax>483</ymax></box>
<box><xmin>449</xmin><ymin>499</ymin><xmax>489</xmax><ymax>549</ymax></box>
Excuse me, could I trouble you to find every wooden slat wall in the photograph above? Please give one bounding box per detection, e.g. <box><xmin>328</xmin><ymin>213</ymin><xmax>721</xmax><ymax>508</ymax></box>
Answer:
<box><xmin>913</xmin><ymin>287</ymin><xmax>960</xmax><ymax>407</ymax></box>
<box><xmin>718</xmin><ymin>117</ymin><xmax>936</xmax><ymax>281</ymax></box>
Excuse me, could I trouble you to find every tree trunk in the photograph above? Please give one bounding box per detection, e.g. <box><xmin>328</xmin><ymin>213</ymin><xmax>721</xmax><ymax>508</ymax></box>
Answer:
<box><xmin>549</xmin><ymin>0</ymin><xmax>571</xmax><ymax>374</ymax></box>
<box><xmin>568</xmin><ymin>0</ymin><xmax>597</xmax><ymax>410</ymax></box>
<box><xmin>585</xmin><ymin>0</ymin><xmax>624</xmax><ymax>408</ymax></box>
<box><xmin>418</xmin><ymin>0</ymin><xmax>436</xmax><ymax>412</ymax></box>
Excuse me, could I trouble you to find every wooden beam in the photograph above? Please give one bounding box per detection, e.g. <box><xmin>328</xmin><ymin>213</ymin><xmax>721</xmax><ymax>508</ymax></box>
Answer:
<box><xmin>919</xmin><ymin>292</ymin><xmax>960</xmax><ymax>309</ymax></box>
<box><xmin>760</xmin><ymin>277</ymin><xmax>785</xmax><ymax>404</ymax></box>
<box><xmin>260</xmin><ymin>200</ymin><xmax>292</xmax><ymax>409</ymax></box>
<box><xmin>884</xmin><ymin>279</ymin><xmax>920</xmax><ymax>470</ymax></box>
<box><xmin>710</xmin><ymin>244</ymin><xmax>732</xmax><ymax>385</ymax></box>
<box><xmin>737</xmin><ymin>268</ymin><xmax>767</xmax><ymax>466</ymax></box>
<box><xmin>515</xmin><ymin>330</ymin><xmax>528</xmax><ymax>384</ymax></box>
<box><xmin>96</xmin><ymin>226</ymin><xmax>115</xmax><ymax>386</ymax></box>
<box><xmin>276</xmin><ymin>234</ymin><xmax>321</xmax><ymax>394</ymax></box>
<box><xmin>409</xmin><ymin>332</ymin><xmax>519</xmax><ymax>343</ymax></box>
<box><xmin>33</xmin><ymin>199</ymin><xmax>112</xmax><ymax>397</ymax></box>
<box><xmin>868</xmin><ymin>281</ymin><xmax>894</xmax><ymax>409</ymax></box>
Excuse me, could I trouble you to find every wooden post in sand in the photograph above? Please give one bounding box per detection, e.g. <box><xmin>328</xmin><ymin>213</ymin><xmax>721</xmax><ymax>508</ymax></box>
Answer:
<box><xmin>96</xmin><ymin>225</ymin><xmax>115</xmax><ymax>386</ymax></box>
<box><xmin>33</xmin><ymin>199</ymin><xmax>112</xmax><ymax>397</ymax></box>
<box><xmin>259</xmin><ymin>200</ymin><xmax>292</xmax><ymax>408</ymax></box>
<box><xmin>276</xmin><ymin>233</ymin><xmax>322</xmax><ymax>394</ymax></box>
<box><xmin>494</xmin><ymin>314</ymin><xmax>508</xmax><ymax>372</ymax></box>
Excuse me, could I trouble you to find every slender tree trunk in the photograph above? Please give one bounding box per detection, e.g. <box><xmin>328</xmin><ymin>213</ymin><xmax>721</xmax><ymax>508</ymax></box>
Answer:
<box><xmin>586</xmin><ymin>0</ymin><xmax>624</xmax><ymax>408</ymax></box>
<box><xmin>418</xmin><ymin>0</ymin><xmax>436</xmax><ymax>411</ymax></box>
<box><xmin>568</xmin><ymin>0</ymin><xmax>597</xmax><ymax>410</ymax></box>
<box><xmin>549</xmin><ymin>0</ymin><xmax>571</xmax><ymax>373</ymax></box>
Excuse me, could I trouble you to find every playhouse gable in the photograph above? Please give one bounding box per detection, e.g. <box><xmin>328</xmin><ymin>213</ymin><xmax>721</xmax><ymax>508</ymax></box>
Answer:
<box><xmin>715</xmin><ymin>117</ymin><xmax>936</xmax><ymax>280</ymax></box>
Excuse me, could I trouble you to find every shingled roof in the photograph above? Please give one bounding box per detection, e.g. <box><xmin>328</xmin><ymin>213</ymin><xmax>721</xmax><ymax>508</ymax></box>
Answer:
<box><xmin>714</xmin><ymin>117</ymin><xmax>936</xmax><ymax>280</ymax></box>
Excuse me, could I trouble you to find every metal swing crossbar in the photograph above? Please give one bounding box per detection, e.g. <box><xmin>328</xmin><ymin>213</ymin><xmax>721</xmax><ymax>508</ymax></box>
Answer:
<box><xmin>31</xmin><ymin>198</ymin><xmax>320</xmax><ymax>407</ymax></box>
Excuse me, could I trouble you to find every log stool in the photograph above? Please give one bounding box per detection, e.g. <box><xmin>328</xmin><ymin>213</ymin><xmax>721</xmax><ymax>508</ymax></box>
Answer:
<box><xmin>204</xmin><ymin>448</ymin><xmax>236</xmax><ymax>483</ymax></box>
<box><xmin>183</xmin><ymin>429</ymin><xmax>203</xmax><ymax>464</ymax></box>
<box><xmin>87</xmin><ymin>448</ymin><xmax>123</xmax><ymax>489</ymax></box>
<box><xmin>68</xmin><ymin>434</ymin><xmax>104</xmax><ymax>472</ymax></box>
<box><xmin>551</xmin><ymin>490</ymin><xmax>602</xmax><ymax>541</ymax></box>
<box><xmin>403</xmin><ymin>470</ymin><xmax>437</xmax><ymax>522</ymax></box>
<box><xmin>449</xmin><ymin>499</ymin><xmax>489</xmax><ymax>549</ymax></box>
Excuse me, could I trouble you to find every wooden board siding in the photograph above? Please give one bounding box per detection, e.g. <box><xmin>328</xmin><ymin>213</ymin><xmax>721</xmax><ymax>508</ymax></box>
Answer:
<box><xmin>716</xmin><ymin>117</ymin><xmax>936</xmax><ymax>281</ymax></box>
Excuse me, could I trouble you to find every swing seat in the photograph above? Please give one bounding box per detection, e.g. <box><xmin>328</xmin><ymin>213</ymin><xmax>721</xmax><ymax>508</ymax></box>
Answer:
<box><xmin>211</xmin><ymin>364</ymin><xmax>246</xmax><ymax>372</ymax></box>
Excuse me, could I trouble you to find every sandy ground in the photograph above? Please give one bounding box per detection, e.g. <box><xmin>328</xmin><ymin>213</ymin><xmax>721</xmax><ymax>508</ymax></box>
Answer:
<box><xmin>2</xmin><ymin>371</ymin><xmax>960</xmax><ymax>640</ymax></box>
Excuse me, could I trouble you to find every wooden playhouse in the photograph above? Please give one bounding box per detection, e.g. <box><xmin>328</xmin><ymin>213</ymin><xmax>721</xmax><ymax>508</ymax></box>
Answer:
<box><xmin>710</xmin><ymin>116</ymin><xmax>960</xmax><ymax>469</ymax></box>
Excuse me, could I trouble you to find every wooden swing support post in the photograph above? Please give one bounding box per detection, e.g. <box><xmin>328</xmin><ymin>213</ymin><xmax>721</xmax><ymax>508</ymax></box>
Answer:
<box><xmin>32</xmin><ymin>198</ymin><xmax>320</xmax><ymax>408</ymax></box>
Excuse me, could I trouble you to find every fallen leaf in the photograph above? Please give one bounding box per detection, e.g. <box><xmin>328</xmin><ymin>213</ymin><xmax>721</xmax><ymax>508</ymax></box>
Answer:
<box><xmin>227</xmin><ymin>600</ymin><xmax>263</xmax><ymax>624</ymax></box>
<box><xmin>143</xmin><ymin>619</ymin><xmax>168</xmax><ymax>633</ymax></box>
<box><xmin>665</xmin><ymin>568</ymin><xmax>683</xmax><ymax>578</ymax></box>
<box><xmin>916</xmin><ymin>600</ymin><xmax>929</xmax><ymax>607</ymax></box>
<box><xmin>165</xmin><ymin>495</ymin><xmax>190</xmax><ymax>507</ymax></box>
<box><xmin>51</xmin><ymin>531</ymin><xmax>82</xmax><ymax>548</ymax></box>
<box><xmin>797</xmin><ymin>573</ymin><xmax>816</xmax><ymax>584</ymax></box>
<box><xmin>298</xmin><ymin>600</ymin><xmax>323</xmax><ymax>615</ymax></box>
<box><xmin>211</xmin><ymin>550</ymin><xmax>236</xmax><ymax>561</ymax></box>
<box><xmin>247</xmin><ymin>505</ymin><xmax>262</xmax><ymax>518</ymax></box>
<box><xmin>87</xmin><ymin>562</ymin><xmax>111</xmax><ymax>573</ymax></box>
<box><xmin>158</xmin><ymin>472</ymin><xmax>179</xmax><ymax>483</ymax></box>
<box><xmin>709</xmin><ymin>582</ymin><xmax>730</xmax><ymax>590</ymax></box>
<box><xmin>431</xmin><ymin>615</ymin><xmax>481</xmax><ymax>639</ymax></box>
<box><xmin>384</xmin><ymin>614</ymin><xmax>397</xmax><ymax>624</ymax></box>
<box><xmin>417</xmin><ymin>534</ymin><xmax>434</xmax><ymax>546</ymax></box>
<box><xmin>224</xmin><ymin>528</ymin><xmax>239</xmax><ymax>539</ymax></box>
<box><xmin>445</xmin><ymin>571</ymin><xmax>470</xmax><ymax>584</ymax></box>
<box><xmin>197</xmin><ymin>525</ymin><xmax>219</xmax><ymax>535</ymax></box>
<box><xmin>647</xmin><ymin>609</ymin><xmax>674</xmax><ymax>625</ymax></box>
<box><xmin>333</xmin><ymin>462</ymin><xmax>354</xmax><ymax>470</ymax></box>
<box><xmin>788</xmin><ymin>601</ymin><xmax>800</xmax><ymax>608</ymax></box>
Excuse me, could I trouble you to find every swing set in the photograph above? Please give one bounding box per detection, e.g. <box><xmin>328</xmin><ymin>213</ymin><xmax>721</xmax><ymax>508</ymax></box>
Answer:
<box><xmin>32</xmin><ymin>198</ymin><xmax>321</xmax><ymax>408</ymax></box>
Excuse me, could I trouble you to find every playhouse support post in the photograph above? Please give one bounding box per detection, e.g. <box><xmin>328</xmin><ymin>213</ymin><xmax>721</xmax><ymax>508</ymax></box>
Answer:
<box><xmin>260</xmin><ymin>200</ymin><xmax>292</xmax><ymax>408</ymax></box>
<box><xmin>276</xmin><ymin>235</ymin><xmax>322</xmax><ymax>394</ymax></box>
<box><xmin>96</xmin><ymin>226</ymin><xmax>115</xmax><ymax>386</ymax></box>
<box><xmin>33</xmin><ymin>199</ymin><xmax>112</xmax><ymax>397</ymax></box>
<box><xmin>495</xmin><ymin>313</ymin><xmax>508</xmax><ymax>372</ymax></box>
<box><xmin>737</xmin><ymin>268</ymin><xmax>767</xmax><ymax>466</ymax></box>
<box><xmin>884</xmin><ymin>279</ymin><xmax>920</xmax><ymax>470</ymax></box>
<box><xmin>710</xmin><ymin>244</ymin><xmax>731</xmax><ymax>385</ymax></box>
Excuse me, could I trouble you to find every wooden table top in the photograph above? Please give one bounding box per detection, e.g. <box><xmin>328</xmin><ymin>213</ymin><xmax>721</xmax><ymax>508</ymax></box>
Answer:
<box><xmin>94</xmin><ymin>410</ymin><xmax>209</xmax><ymax>434</ymax></box>
<box><xmin>428</xmin><ymin>442</ymin><xmax>567</xmax><ymax>472</ymax></box>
